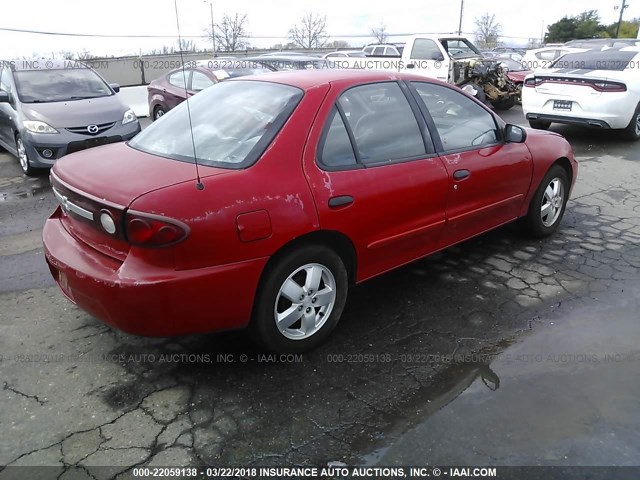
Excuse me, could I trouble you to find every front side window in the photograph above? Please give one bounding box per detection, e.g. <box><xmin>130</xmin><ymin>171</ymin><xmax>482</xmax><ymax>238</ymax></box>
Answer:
<box><xmin>0</xmin><ymin>67</ymin><xmax>12</xmax><ymax>95</ymax></box>
<box><xmin>338</xmin><ymin>82</ymin><xmax>426</xmax><ymax>165</ymax></box>
<box><xmin>13</xmin><ymin>68</ymin><xmax>113</xmax><ymax>103</ymax></box>
<box><xmin>130</xmin><ymin>80</ymin><xmax>303</xmax><ymax>169</ymax></box>
<box><xmin>412</xmin><ymin>82</ymin><xmax>498</xmax><ymax>152</ymax></box>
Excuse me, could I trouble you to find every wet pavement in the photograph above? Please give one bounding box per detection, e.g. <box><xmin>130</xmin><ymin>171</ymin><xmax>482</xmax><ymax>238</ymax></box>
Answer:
<box><xmin>1</xmin><ymin>109</ymin><xmax>640</xmax><ymax>476</ymax></box>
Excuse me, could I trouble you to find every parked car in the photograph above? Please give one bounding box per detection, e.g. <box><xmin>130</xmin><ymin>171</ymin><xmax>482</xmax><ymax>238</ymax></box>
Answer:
<box><xmin>564</xmin><ymin>38</ymin><xmax>640</xmax><ymax>49</ymax></box>
<box><xmin>362</xmin><ymin>44</ymin><xmax>402</xmax><ymax>56</ymax></box>
<box><xmin>521</xmin><ymin>46</ymin><xmax>585</xmax><ymax>70</ymax></box>
<box><xmin>323</xmin><ymin>51</ymin><xmax>367</xmax><ymax>59</ymax></box>
<box><xmin>494</xmin><ymin>56</ymin><xmax>532</xmax><ymax>104</ymax></box>
<box><xmin>244</xmin><ymin>55</ymin><xmax>333</xmax><ymax>71</ymax></box>
<box><xmin>147</xmin><ymin>60</ymin><xmax>274</xmax><ymax>120</ymax></box>
<box><xmin>0</xmin><ymin>59</ymin><xmax>140</xmax><ymax>175</ymax></box>
<box><xmin>43</xmin><ymin>70</ymin><xmax>577</xmax><ymax>352</ymax></box>
<box><xmin>522</xmin><ymin>47</ymin><xmax>640</xmax><ymax>140</ymax></box>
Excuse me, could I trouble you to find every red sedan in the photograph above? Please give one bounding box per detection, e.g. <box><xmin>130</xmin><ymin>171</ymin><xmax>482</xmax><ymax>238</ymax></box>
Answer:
<box><xmin>43</xmin><ymin>70</ymin><xmax>577</xmax><ymax>352</ymax></box>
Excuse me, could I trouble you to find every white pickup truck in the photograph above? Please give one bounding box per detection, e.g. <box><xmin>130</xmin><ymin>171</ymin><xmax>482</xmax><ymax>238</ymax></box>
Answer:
<box><xmin>333</xmin><ymin>34</ymin><xmax>519</xmax><ymax>109</ymax></box>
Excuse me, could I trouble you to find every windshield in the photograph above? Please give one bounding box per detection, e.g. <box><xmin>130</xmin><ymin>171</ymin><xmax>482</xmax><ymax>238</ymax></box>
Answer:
<box><xmin>14</xmin><ymin>68</ymin><xmax>113</xmax><ymax>103</ymax></box>
<box><xmin>441</xmin><ymin>39</ymin><xmax>482</xmax><ymax>59</ymax></box>
<box><xmin>129</xmin><ymin>80</ymin><xmax>303</xmax><ymax>169</ymax></box>
<box><xmin>551</xmin><ymin>50</ymin><xmax>639</xmax><ymax>71</ymax></box>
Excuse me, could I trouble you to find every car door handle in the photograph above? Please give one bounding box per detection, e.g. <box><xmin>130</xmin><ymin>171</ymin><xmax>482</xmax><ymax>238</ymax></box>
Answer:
<box><xmin>406</xmin><ymin>63</ymin><xmax>415</xmax><ymax>69</ymax></box>
<box><xmin>328</xmin><ymin>195</ymin><xmax>354</xmax><ymax>208</ymax></box>
<box><xmin>453</xmin><ymin>169</ymin><xmax>470</xmax><ymax>181</ymax></box>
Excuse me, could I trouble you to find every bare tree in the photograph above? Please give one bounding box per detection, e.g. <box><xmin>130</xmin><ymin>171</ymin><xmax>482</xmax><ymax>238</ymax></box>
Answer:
<box><xmin>288</xmin><ymin>13</ymin><xmax>328</xmax><ymax>48</ymax></box>
<box><xmin>474</xmin><ymin>13</ymin><xmax>502</xmax><ymax>49</ymax></box>
<box><xmin>207</xmin><ymin>13</ymin><xmax>249</xmax><ymax>52</ymax></box>
<box><xmin>371</xmin><ymin>23</ymin><xmax>388</xmax><ymax>43</ymax></box>
<box><xmin>176</xmin><ymin>39</ymin><xmax>198</xmax><ymax>52</ymax></box>
<box><xmin>76</xmin><ymin>49</ymin><xmax>96</xmax><ymax>60</ymax></box>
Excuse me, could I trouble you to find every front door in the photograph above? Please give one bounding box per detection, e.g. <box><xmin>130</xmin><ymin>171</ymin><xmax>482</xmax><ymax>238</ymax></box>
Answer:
<box><xmin>409</xmin><ymin>81</ymin><xmax>532</xmax><ymax>246</ymax></box>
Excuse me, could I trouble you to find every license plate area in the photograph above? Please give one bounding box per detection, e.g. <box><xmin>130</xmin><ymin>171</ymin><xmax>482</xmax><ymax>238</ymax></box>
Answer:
<box><xmin>553</xmin><ymin>100</ymin><xmax>572</xmax><ymax>111</ymax></box>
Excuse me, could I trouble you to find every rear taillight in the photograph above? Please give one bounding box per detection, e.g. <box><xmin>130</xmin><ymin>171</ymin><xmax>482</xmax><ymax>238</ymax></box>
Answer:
<box><xmin>524</xmin><ymin>77</ymin><xmax>542</xmax><ymax>87</ymax></box>
<box><xmin>125</xmin><ymin>211</ymin><xmax>190</xmax><ymax>248</ymax></box>
<box><xmin>592</xmin><ymin>81</ymin><xmax>627</xmax><ymax>92</ymax></box>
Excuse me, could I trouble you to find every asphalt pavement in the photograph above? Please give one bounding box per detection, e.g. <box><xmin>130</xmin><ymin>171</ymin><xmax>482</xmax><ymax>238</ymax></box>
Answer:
<box><xmin>1</xmin><ymin>109</ymin><xmax>639</xmax><ymax>477</ymax></box>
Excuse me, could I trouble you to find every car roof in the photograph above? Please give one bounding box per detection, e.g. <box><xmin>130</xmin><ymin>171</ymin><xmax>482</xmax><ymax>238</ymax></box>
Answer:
<box><xmin>246</xmin><ymin>55</ymin><xmax>326</xmax><ymax>62</ymax></box>
<box><xmin>5</xmin><ymin>59</ymin><xmax>90</xmax><ymax>71</ymax></box>
<box><xmin>228</xmin><ymin>69</ymin><xmax>445</xmax><ymax>90</ymax></box>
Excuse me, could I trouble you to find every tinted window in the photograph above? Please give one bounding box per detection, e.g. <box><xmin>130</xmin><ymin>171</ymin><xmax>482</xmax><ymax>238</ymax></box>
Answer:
<box><xmin>191</xmin><ymin>71</ymin><xmax>214</xmax><ymax>91</ymax></box>
<box><xmin>319</xmin><ymin>109</ymin><xmax>357</xmax><ymax>168</ymax></box>
<box><xmin>130</xmin><ymin>81</ymin><xmax>303</xmax><ymax>169</ymax></box>
<box><xmin>373</xmin><ymin>47</ymin><xmax>385</xmax><ymax>55</ymax></box>
<box><xmin>338</xmin><ymin>82</ymin><xmax>426</xmax><ymax>165</ymax></box>
<box><xmin>13</xmin><ymin>68</ymin><xmax>112</xmax><ymax>103</ymax></box>
<box><xmin>410</xmin><ymin>39</ymin><xmax>441</xmax><ymax>60</ymax></box>
<box><xmin>552</xmin><ymin>50</ymin><xmax>638</xmax><ymax>71</ymax></box>
<box><xmin>169</xmin><ymin>71</ymin><xmax>188</xmax><ymax>88</ymax></box>
<box><xmin>363</xmin><ymin>47</ymin><xmax>374</xmax><ymax>55</ymax></box>
<box><xmin>412</xmin><ymin>82</ymin><xmax>498</xmax><ymax>151</ymax></box>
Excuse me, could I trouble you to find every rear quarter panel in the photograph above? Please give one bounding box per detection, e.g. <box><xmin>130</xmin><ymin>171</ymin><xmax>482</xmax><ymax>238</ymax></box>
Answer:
<box><xmin>129</xmin><ymin>84</ymin><xmax>331</xmax><ymax>271</ymax></box>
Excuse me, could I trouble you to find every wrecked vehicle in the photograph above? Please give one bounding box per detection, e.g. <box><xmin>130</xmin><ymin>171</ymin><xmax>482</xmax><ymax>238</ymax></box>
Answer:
<box><xmin>335</xmin><ymin>34</ymin><xmax>520</xmax><ymax>110</ymax></box>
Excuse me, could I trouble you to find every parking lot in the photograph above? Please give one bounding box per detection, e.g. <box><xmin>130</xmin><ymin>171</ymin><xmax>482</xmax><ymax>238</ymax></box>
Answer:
<box><xmin>1</xmin><ymin>107</ymin><xmax>640</xmax><ymax>475</ymax></box>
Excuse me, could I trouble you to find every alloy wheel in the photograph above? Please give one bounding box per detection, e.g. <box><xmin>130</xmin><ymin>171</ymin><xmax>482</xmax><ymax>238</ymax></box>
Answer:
<box><xmin>274</xmin><ymin>263</ymin><xmax>336</xmax><ymax>340</ymax></box>
<box><xmin>541</xmin><ymin>177</ymin><xmax>565</xmax><ymax>227</ymax></box>
<box><xmin>16</xmin><ymin>137</ymin><xmax>29</xmax><ymax>173</ymax></box>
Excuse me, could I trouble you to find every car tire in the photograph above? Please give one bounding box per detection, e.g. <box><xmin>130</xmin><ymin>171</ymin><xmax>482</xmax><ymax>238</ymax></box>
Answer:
<box><xmin>620</xmin><ymin>103</ymin><xmax>640</xmax><ymax>141</ymax></box>
<box><xmin>492</xmin><ymin>96</ymin><xmax>516</xmax><ymax>110</ymax></box>
<box><xmin>523</xmin><ymin>165</ymin><xmax>569</xmax><ymax>238</ymax></box>
<box><xmin>528</xmin><ymin>120</ymin><xmax>551</xmax><ymax>130</ymax></box>
<box><xmin>249</xmin><ymin>245</ymin><xmax>348</xmax><ymax>353</ymax></box>
<box><xmin>15</xmin><ymin>134</ymin><xmax>37</xmax><ymax>177</ymax></box>
<box><xmin>153</xmin><ymin>106</ymin><xmax>166</xmax><ymax>121</ymax></box>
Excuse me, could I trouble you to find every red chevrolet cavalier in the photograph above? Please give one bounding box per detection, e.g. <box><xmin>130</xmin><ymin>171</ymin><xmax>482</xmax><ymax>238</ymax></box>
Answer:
<box><xmin>43</xmin><ymin>70</ymin><xmax>577</xmax><ymax>352</ymax></box>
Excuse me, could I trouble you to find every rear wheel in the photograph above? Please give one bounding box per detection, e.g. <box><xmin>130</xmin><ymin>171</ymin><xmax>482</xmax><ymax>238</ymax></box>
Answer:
<box><xmin>528</xmin><ymin>120</ymin><xmax>551</xmax><ymax>130</ymax></box>
<box><xmin>16</xmin><ymin>134</ymin><xmax>37</xmax><ymax>176</ymax></box>
<box><xmin>523</xmin><ymin>165</ymin><xmax>569</xmax><ymax>238</ymax></box>
<box><xmin>153</xmin><ymin>106</ymin><xmax>166</xmax><ymax>121</ymax></box>
<box><xmin>249</xmin><ymin>245</ymin><xmax>348</xmax><ymax>353</ymax></box>
<box><xmin>620</xmin><ymin>103</ymin><xmax>640</xmax><ymax>141</ymax></box>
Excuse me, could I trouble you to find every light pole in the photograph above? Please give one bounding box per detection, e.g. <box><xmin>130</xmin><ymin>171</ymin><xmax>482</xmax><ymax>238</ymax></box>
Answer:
<box><xmin>614</xmin><ymin>0</ymin><xmax>628</xmax><ymax>38</ymax></box>
<box><xmin>458</xmin><ymin>0</ymin><xmax>464</xmax><ymax>35</ymax></box>
<box><xmin>204</xmin><ymin>0</ymin><xmax>216</xmax><ymax>56</ymax></box>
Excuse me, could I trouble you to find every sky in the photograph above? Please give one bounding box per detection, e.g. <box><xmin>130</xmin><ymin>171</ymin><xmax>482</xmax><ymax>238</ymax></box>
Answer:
<box><xmin>0</xmin><ymin>0</ymin><xmax>639</xmax><ymax>58</ymax></box>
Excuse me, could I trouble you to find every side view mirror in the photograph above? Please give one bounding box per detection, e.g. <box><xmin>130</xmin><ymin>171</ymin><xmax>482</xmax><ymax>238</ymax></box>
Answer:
<box><xmin>0</xmin><ymin>91</ymin><xmax>10</xmax><ymax>103</ymax></box>
<box><xmin>505</xmin><ymin>124</ymin><xmax>527</xmax><ymax>143</ymax></box>
<box><xmin>109</xmin><ymin>83</ymin><xmax>121</xmax><ymax>93</ymax></box>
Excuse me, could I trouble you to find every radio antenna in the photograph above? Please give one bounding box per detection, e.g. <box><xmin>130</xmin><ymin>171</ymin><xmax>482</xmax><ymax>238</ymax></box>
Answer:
<box><xmin>173</xmin><ymin>0</ymin><xmax>204</xmax><ymax>190</ymax></box>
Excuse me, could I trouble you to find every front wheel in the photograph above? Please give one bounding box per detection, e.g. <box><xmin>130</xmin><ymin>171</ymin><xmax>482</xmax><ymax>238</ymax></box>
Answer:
<box><xmin>16</xmin><ymin>135</ymin><xmax>37</xmax><ymax>176</ymax></box>
<box><xmin>523</xmin><ymin>165</ymin><xmax>569</xmax><ymax>238</ymax></box>
<box><xmin>250</xmin><ymin>245</ymin><xmax>348</xmax><ymax>353</ymax></box>
<box><xmin>492</xmin><ymin>96</ymin><xmax>516</xmax><ymax>111</ymax></box>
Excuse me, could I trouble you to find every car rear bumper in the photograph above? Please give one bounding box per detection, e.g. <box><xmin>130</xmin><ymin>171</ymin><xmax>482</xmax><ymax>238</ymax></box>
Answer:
<box><xmin>24</xmin><ymin>121</ymin><xmax>141</xmax><ymax>168</ymax></box>
<box><xmin>43</xmin><ymin>210</ymin><xmax>268</xmax><ymax>337</ymax></box>
<box><xmin>522</xmin><ymin>89</ymin><xmax>637</xmax><ymax>129</ymax></box>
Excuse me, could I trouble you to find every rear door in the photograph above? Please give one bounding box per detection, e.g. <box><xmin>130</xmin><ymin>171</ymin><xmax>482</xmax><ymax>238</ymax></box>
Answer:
<box><xmin>303</xmin><ymin>80</ymin><xmax>450</xmax><ymax>281</ymax></box>
<box><xmin>409</xmin><ymin>81</ymin><xmax>532</xmax><ymax>246</ymax></box>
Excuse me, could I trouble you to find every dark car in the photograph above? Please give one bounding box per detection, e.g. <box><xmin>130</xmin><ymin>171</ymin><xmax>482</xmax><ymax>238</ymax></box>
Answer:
<box><xmin>43</xmin><ymin>70</ymin><xmax>577</xmax><ymax>352</ymax></box>
<box><xmin>147</xmin><ymin>60</ymin><xmax>275</xmax><ymax>120</ymax></box>
<box><xmin>0</xmin><ymin>59</ymin><xmax>140</xmax><ymax>176</ymax></box>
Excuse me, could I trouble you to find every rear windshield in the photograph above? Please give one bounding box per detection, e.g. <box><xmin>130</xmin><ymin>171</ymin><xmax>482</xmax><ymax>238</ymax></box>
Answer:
<box><xmin>14</xmin><ymin>68</ymin><xmax>113</xmax><ymax>103</ymax></box>
<box><xmin>129</xmin><ymin>80</ymin><xmax>303</xmax><ymax>169</ymax></box>
<box><xmin>552</xmin><ymin>50</ymin><xmax>639</xmax><ymax>71</ymax></box>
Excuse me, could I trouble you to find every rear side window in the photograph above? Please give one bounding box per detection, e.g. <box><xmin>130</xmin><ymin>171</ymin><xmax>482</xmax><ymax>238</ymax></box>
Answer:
<box><xmin>338</xmin><ymin>82</ymin><xmax>426</xmax><ymax>165</ymax></box>
<box><xmin>169</xmin><ymin>71</ymin><xmax>188</xmax><ymax>88</ymax></box>
<box><xmin>410</xmin><ymin>39</ymin><xmax>441</xmax><ymax>60</ymax></box>
<box><xmin>373</xmin><ymin>47</ymin><xmax>385</xmax><ymax>56</ymax></box>
<box><xmin>191</xmin><ymin>71</ymin><xmax>214</xmax><ymax>91</ymax></box>
<box><xmin>319</xmin><ymin>109</ymin><xmax>357</xmax><ymax>168</ymax></box>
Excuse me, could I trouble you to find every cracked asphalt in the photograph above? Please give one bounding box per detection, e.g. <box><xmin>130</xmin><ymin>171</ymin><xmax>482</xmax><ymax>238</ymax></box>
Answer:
<box><xmin>1</xmin><ymin>109</ymin><xmax>640</xmax><ymax>478</ymax></box>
